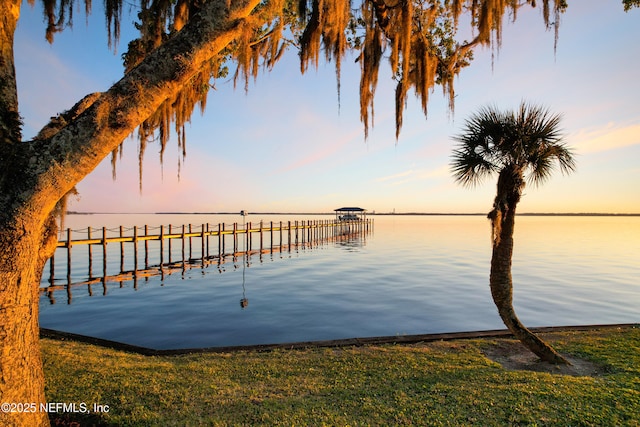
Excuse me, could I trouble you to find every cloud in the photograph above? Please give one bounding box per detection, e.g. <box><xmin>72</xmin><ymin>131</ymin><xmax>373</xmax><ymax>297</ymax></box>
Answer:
<box><xmin>375</xmin><ymin>170</ymin><xmax>414</xmax><ymax>182</ymax></box>
<box><xmin>570</xmin><ymin>122</ymin><xmax>640</xmax><ymax>155</ymax></box>
<box><xmin>270</xmin><ymin>113</ymin><xmax>363</xmax><ymax>175</ymax></box>
<box><xmin>375</xmin><ymin>165</ymin><xmax>450</xmax><ymax>187</ymax></box>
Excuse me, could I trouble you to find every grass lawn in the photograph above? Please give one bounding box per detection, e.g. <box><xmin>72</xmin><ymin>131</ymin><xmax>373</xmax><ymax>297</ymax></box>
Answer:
<box><xmin>42</xmin><ymin>326</ymin><xmax>639</xmax><ymax>426</ymax></box>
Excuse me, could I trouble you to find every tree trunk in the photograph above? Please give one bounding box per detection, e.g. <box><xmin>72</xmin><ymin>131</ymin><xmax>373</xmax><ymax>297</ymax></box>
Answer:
<box><xmin>0</xmin><ymin>1</ymin><xmax>261</xmax><ymax>425</ymax></box>
<box><xmin>489</xmin><ymin>174</ymin><xmax>570</xmax><ymax>365</ymax></box>
<box><xmin>0</xmin><ymin>1</ymin><xmax>50</xmax><ymax>425</ymax></box>
<box><xmin>0</xmin><ymin>0</ymin><xmax>21</xmax><ymax>145</ymax></box>
<box><xmin>0</xmin><ymin>214</ymin><xmax>57</xmax><ymax>427</ymax></box>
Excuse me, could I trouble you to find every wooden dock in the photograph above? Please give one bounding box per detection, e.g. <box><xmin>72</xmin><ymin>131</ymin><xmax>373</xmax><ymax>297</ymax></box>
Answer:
<box><xmin>41</xmin><ymin>219</ymin><xmax>373</xmax><ymax>302</ymax></box>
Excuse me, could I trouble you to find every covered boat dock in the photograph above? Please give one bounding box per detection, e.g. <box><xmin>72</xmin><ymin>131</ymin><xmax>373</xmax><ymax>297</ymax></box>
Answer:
<box><xmin>334</xmin><ymin>207</ymin><xmax>367</xmax><ymax>222</ymax></box>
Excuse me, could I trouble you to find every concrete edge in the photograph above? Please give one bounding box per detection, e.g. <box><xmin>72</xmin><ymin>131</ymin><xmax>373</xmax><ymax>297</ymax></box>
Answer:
<box><xmin>40</xmin><ymin>323</ymin><xmax>639</xmax><ymax>356</ymax></box>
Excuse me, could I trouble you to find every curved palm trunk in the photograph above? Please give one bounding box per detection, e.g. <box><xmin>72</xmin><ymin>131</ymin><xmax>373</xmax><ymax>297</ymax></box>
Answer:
<box><xmin>489</xmin><ymin>167</ymin><xmax>569</xmax><ymax>365</ymax></box>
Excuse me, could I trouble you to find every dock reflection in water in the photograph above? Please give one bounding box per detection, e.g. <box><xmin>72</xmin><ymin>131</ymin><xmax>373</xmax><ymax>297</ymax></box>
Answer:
<box><xmin>41</xmin><ymin>219</ymin><xmax>372</xmax><ymax>306</ymax></box>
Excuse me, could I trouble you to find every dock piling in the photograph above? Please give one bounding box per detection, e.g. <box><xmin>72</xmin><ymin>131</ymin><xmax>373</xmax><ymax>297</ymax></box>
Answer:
<box><xmin>43</xmin><ymin>217</ymin><xmax>373</xmax><ymax>299</ymax></box>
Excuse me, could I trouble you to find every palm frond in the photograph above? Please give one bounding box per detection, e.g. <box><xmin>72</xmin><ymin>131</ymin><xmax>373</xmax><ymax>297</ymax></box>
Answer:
<box><xmin>451</xmin><ymin>101</ymin><xmax>576</xmax><ymax>189</ymax></box>
<box><xmin>527</xmin><ymin>141</ymin><xmax>577</xmax><ymax>186</ymax></box>
<box><xmin>450</xmin><ymin>146</ymin><xmax>496</xmax><ymax>187</ymax></box>
<box><xmin>449</xmin><ymin>104</ymin><xmax>507</xmax><ymax>186</ymax></box>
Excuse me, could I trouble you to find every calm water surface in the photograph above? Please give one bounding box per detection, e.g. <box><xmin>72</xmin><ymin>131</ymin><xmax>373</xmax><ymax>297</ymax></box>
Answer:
<box><xmin>39</xmin><ymin>214</ymin><xmax>639</xmax><ymax>349</ymax></box>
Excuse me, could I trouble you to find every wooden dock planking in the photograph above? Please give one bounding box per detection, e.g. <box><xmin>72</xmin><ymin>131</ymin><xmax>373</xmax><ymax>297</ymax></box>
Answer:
<box><xmin>43</xmin><ymin>219</ymin><xmax>373</xmax><ymax>297</ymax></box>
<box><xmin>53</xmin><ymin>220</ymin><xmax>371</xmax><ymax>247</ymax></box>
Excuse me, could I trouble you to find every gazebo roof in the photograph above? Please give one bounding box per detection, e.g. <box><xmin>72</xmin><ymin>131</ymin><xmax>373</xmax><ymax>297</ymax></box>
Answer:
<box><xmin>334</xmin><ymin>207</ymin><xmax>366</xmax><ymax>212</ymax></box>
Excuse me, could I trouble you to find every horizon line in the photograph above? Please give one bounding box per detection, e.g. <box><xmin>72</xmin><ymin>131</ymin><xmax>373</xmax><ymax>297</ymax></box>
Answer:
<box><xmin>66</xmin><ymin>211</ymin><xmax>640</xmax><ymax>217</ymax></box>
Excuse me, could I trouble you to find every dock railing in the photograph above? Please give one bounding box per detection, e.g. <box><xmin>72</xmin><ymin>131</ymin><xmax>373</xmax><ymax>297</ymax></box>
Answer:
<box><xmin>42</xmin><ymin>219</ymin><xmax>373</xmax><ymax>301</ymax></box>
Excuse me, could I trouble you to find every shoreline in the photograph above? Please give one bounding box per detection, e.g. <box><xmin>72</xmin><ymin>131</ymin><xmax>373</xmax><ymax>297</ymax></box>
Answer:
<box><xmin>40</xmin><ymin>323</ymin><xmax>638</xmax><ymax>356</ymax></box>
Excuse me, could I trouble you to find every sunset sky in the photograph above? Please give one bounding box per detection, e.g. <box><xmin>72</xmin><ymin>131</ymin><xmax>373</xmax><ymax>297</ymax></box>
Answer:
<box><xmin>15</xmin><ymin>1</ymin><xmax>640</xmax><ymax>214</ymax></box>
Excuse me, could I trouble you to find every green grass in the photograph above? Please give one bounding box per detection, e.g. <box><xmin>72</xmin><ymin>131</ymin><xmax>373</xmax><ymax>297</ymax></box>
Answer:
<box><xmin>42</xmin><ymin>327</ymin><xmax>640</xmax><ymax>426</ymax></box>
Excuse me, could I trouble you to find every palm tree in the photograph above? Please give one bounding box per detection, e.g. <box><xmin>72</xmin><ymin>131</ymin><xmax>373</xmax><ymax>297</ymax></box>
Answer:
<box><xmin>451</xmin><ymin>102</ymin><xmax>576</xmax><ymax>364</ymax></box>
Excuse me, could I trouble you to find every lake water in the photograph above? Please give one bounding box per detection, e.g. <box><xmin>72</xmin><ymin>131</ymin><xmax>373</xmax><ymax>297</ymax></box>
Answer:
<box><xmin>39</xmin><ymin>214</ymin><xmax>639</xmax><ymax>349</ymax></box>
